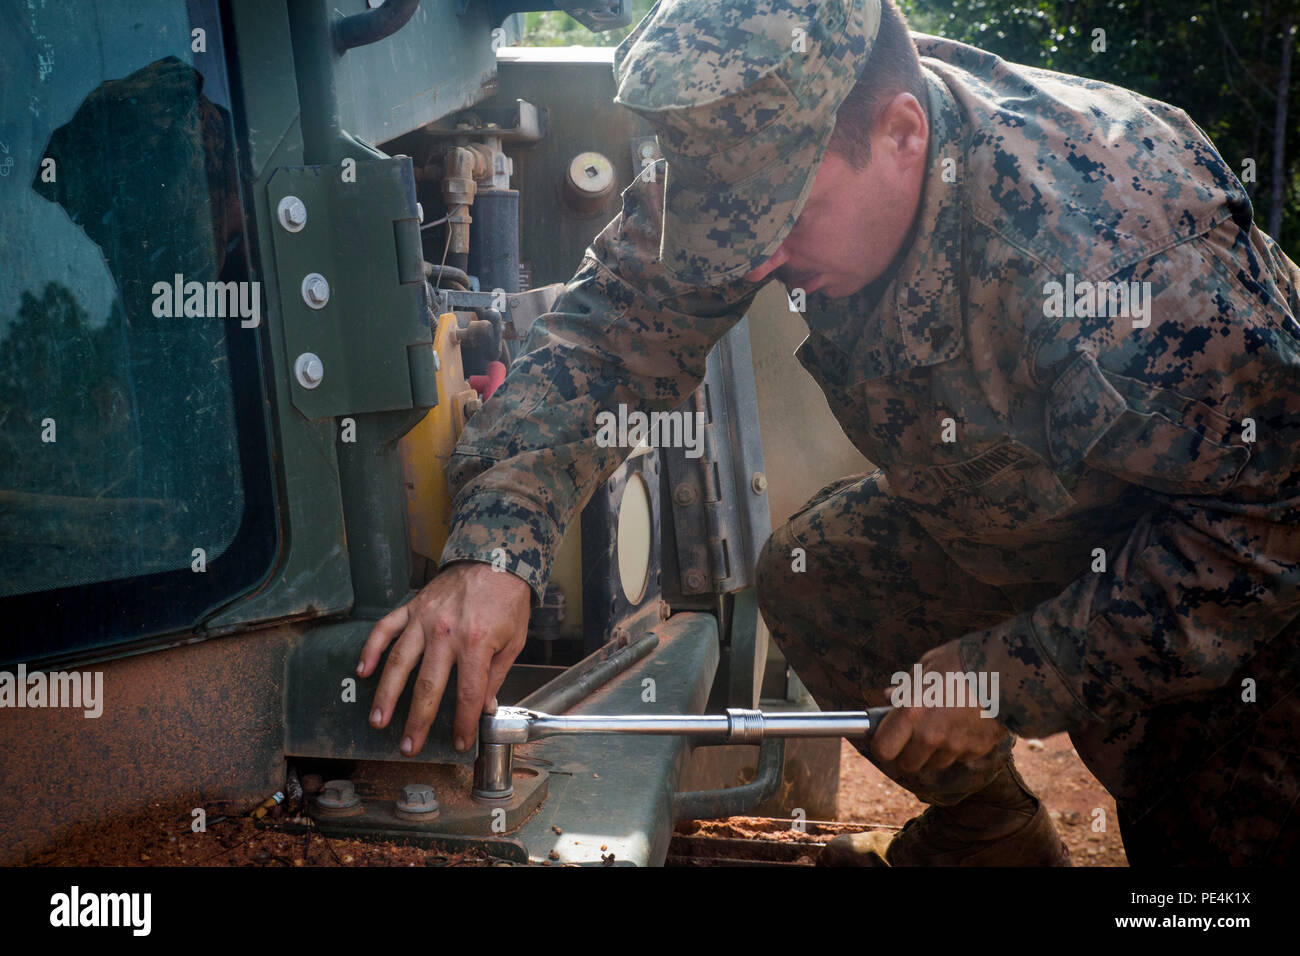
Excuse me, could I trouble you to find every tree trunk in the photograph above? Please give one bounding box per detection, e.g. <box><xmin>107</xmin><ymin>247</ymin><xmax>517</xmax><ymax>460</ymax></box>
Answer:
<box><xmin>1268</xmin><ymin>11</ymin><xmax>1294</xmax><ymax>238</ymax></box>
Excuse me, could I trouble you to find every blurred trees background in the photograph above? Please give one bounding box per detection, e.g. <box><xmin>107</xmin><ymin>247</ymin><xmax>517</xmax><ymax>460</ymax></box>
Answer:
<box><xmin>521</xmin><ymin>0</ymin><xmax>1298</xmax><ymax>247</ymax></box>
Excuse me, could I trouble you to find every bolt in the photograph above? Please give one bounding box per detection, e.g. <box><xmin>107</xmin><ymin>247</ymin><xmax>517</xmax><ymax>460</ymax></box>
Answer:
<box><xmin>464</xmin><ymin>397</ymin><xmax>483</xmax><ymax>416</ymax></box>
<box><xmin>416</xmin><ymin>202</ymin><xmax>425</xmax><ymax>223</ymax></box>
<box><xmin>432</xmin><ymin>349</ymin><xmax>441</xmax><ymax>371</ymax></box>
<box><xmin>317</xmin><ymin>779</ymin><xmax>360</xmax><ymax>811</ymax></box>
<box><xmin>684</xmin><ymin>570</ymin><xmax>706</xmax><ymax>591</ymax></box>
<box><xmin>659</xmin><ymin>600</ymin><xmax>671</xmax><ymax>621</ymax></box>
<box><xmin>639</xmin><ymin>142</ymin><xmax>656</xmax><ymax>159</ymax></box>
<box><xmin>277</xmin><ymin>195</ymin><xmax>307</xmax><ymax>232</ymax></box>
<box><xmin>294</xmin><ymin>352</ymin><xmax>324</xmax><ymax>389</ymax></box>
<box><xmin>674</xmin><ymin>483</ymin><xmax>697</xmax><ymax>506</ymax></box>
<box><xmin>301</xmin><ymin>273</ymin><xmax>330</xmax><ymax>309</ymax></box>
<box><xmin>396</xmin><ymin>783</ymin><xmax>439</xmax><ymax>815</ymax></box>
<box><xmin>751</xmin><ymin>472</ymin><xmax>768</xmax><ymax>494</ymax></box>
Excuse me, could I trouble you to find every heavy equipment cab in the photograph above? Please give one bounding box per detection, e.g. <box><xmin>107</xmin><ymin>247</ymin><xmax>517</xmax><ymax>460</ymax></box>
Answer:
<box><xmin>0</xmin><ymin>0</ymin><xmax>847</xmax><ymax>865</ymax></box>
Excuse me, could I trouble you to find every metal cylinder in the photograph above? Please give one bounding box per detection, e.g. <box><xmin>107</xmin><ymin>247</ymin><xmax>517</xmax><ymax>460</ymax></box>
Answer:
<box><xmin>467</xmin><ymin>189</ymin><xmax>520</xmax><ymax>296</ymax></box>
<box><xmin>472</xmin><ymin>742</ymin><xmax>515</xmax><ymax>803</ymax></box>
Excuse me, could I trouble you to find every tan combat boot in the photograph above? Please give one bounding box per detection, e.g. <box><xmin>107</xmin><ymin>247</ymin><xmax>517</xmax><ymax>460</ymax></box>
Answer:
<box><xmin>885</xmin><ymin>762</ymin><xmax>1071</xmax><ymax>866</ymax></box>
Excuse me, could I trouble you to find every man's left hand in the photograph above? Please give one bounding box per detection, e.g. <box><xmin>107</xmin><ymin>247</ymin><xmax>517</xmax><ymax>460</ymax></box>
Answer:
<box><xmin>870</xmin><ymin>640</ymin><xmax>1009</xmax><ymax>774</ymax></box>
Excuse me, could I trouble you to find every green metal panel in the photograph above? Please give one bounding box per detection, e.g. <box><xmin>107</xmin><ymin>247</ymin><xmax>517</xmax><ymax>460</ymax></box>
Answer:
<box><xmin>334</xmin><ymin>1</ymin><xmax>522</xmax><ymax>145</ymax></box>
<box><xmin>513</xmin><ymin>611</ymin><xmax>720</xmax><ymax>866</ymax></box>
<box><xmin>202</xmin><ymin>0</ymin><xmax>354</xmax><ymax>634</ymax></box>
<box><xmin>266</xmin><ymin>159</ymin><xmax>430</xmax><ymax>419</ymax></box>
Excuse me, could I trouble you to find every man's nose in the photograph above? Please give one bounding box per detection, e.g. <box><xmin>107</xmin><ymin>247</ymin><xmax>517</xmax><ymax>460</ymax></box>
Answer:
<box><xmin>744</xmin><ymin>246</ymin><xmax>789</xmax><ymax>284</ymax></box>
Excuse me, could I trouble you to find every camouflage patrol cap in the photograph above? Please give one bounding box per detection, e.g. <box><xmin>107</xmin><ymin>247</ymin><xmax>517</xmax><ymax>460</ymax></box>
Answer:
<box><xmin>613</xmin><ymin>0</ymin><xmax>882</xmax><ymax>285</ymax></box>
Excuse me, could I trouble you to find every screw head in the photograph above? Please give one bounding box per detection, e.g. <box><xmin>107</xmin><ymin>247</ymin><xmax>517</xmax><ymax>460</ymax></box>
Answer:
<box><xmin>684</xmin><ymin>570</ymin><xmax>706</xmax><ymax>591</ymax></box>
<box><xmin>639</xmin><ymin>142</ymin><xmax>656</xmax><ymax>159</ymax></box>
<box><xmin>751</xmin><ymin>472</ymin><xmax>768</xmax><ymax>494</ymax></box>
<box><xmin>294</xmin><ymin>352</ymin><xmax>324</xmax><ymax>389</ymax></box>
<box><xmin>277</xmin><ymin>195</ymin><xmax>307</xmax><ymax>232</ymax></box>
<box><xmin>396</xmin><ymin>783</ymin><xmax>439</xmax><ymax>815</ymax></box>
<box><xmin>301</xmin><ymin>273</ymin><xmax>330</xmax><ymax>309</ymax></box>
<box><xmin>674</xmin><ymin>483</ymin><xmax>697</xmax><ymax>506</ymax></box>
<box><xmin>317</xmin><ymin>779</ymin><xmax>360</xmax><ymax>810</ymax></box>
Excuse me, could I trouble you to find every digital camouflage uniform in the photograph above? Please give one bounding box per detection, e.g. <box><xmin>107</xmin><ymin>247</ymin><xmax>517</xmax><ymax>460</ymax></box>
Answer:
<box><xmin>439</xmin><ymin>0</ymin><xmax>1300</xmax><ymax>864</ymax></box>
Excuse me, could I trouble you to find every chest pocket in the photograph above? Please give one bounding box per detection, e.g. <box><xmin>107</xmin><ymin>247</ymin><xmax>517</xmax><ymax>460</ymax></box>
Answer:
<box><xmin>1046</xmin><ymin>347</ymin><xmax>1250</xmax><ymax>496</ymax></box>
<box><xmin>906</xmin><ymin>438</ymin><xmax>1078</xmax><ymax>537</ymax></box>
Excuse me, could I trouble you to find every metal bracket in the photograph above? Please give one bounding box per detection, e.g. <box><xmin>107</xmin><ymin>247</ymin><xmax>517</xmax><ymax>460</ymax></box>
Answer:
<box><xmin>664</xmin><ymin>317</ymin><xmax>771</xmax><ymax>596</ymax></box>
<box><xmin>423</xmin><ymin>99</ymin><xmax>546</xmax><ymax>145</ymax></box>
<box><xmin>267</xmin><ymin>157</ymin><xmax>434</xmax><ymax>420</ymax></box>
<box><xmin>429</xmin><ymin>282</ymin><xmax>565</xmax><ymax>343</ymax></box>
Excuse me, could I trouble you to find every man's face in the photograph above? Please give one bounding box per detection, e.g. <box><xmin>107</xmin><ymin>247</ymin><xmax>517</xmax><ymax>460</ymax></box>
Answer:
<box><xmin>744</xmin><ymin>95</ymin><xmax>929</xmax><ymax>299</ymax></box>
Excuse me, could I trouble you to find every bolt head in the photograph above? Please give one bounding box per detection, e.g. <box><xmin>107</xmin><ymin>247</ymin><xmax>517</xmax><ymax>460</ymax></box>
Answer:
<box><xmin>294</xmin><ymin>352</ymin><xmax>324</xmax><ymax>389</ymax></box>
<box><xmin>318</xmin><ymin>778</ymin><xmax>360</xmax><ymax>810</ymax></box>
<box><xmin>751</xmin><ymin>472</ymin><xmax>768</xmax><ymax>494</ymax></box>
<box><xmin>277</xmin><ymin>195</ymin><xmax>307</xmax><ymax>232</ymax></box>
<box><xmin>674</xmin><ymin>483</ymin><xmax>697</xmax><ymax>506</ymax></box>
<box><xmin>685</xmin><ymin>570</ymin><xmax>706</xmax><ymax>591</ymax></box>
<box><xmin>301</xmin><ymin>273</ymin><xmax>330</xmax><ymax>309</ymax></box>
<box><xmin>397</xmin><ymin>783</ymin><xmax>439</xmax><ymax>814</ymax></box>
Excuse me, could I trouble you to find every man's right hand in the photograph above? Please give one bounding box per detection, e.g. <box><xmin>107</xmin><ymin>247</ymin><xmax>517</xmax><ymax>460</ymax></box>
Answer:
<box><xmin>357</xmin><ymin>561</ymin><xmax>532</xmax><ymax>757</ymax></box>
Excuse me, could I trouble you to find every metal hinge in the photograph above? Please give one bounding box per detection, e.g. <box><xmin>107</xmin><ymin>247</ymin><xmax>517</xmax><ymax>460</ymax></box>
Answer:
<box><xmin>266</xmin><ymin>156</ymin><xmax>434</xmax><ymax>420</ymax></box>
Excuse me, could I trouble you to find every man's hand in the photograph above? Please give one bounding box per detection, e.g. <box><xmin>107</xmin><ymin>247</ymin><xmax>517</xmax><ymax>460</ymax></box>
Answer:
<box><xmin>357</xmin><ymin>561</ymin><xmax>531</xmax><ymax>757</ymax></box>
<box><xmin>870</xmin><ymin>640</ymin><xmax>1008</xmax><ymax>774</ymax></box>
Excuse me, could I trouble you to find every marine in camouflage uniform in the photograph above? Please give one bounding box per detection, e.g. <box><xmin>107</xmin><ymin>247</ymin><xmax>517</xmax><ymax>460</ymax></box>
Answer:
<box><xmin>439</xmin><ymin>0</ymin><xmax>1300</xmax><ymax>864</ymax></box>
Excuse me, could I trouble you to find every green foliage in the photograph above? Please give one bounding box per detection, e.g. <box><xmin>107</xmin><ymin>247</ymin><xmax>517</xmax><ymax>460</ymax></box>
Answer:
<box><xmin>900</xmin><ymin>0</ymin><xmax>1299</xmax><ymax>247</ymax></box>
<box><xmin>516</xmin><ymin>1</ymin><xmax>1297</xmax><ymax>247</ymax></box>
<box><xmin>521</xmin><ymin>1</ymin><xmax>657</xmax><ymax>47</ymax></box>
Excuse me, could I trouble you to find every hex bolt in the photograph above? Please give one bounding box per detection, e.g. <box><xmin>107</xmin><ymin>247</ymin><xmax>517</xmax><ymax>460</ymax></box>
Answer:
<box><xmin>684</xmin><ymin>570</ymin><xmax>707</xmax><ymax>591</ymax></box>
<box><xmin>639</xmin><ymin>142</ymin><xmax>656</xmax><ymax>159</ymax></box>
<box><xmin>294</xmin><ymin>352</ymin><xmax>324</xmax><ymax>389</ymax></box>
<box><xmin>301</xmin><ymin>273</ymin><xmax>330</xmax><ymax>309</ymax></box>
<box><xmin>396</xmin><ymin>783</ymin><xmax>440</xmax><ymax>816</ymax></box>
<box><xmin>277</xmin><ymin>195</ymin><xmax>307</xmax><ymax>233</ymax></box>
<box><xmin>317</xmin><ymin>779</ymin><xmax>360</xmax><ymax>811</ymax></box>
<box><xmin>674</xmin><ymin>483</ymin><xmax>697</xmax><ymax>506</ymax></box>
<box><xmin>464</xmin><ymin>397</ymin><xmax>483</xmax><ymax>416</ymax></box>
<box><xmin>751</xmin><ymin>472</ymin><xmax>768</xmax><ymax>494</ymax></box>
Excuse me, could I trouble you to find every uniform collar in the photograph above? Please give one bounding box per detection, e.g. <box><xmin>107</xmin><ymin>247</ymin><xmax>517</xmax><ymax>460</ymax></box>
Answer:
<box><xmin>802</xmin><ymin>67</ymin><xmax>967</xmax><ymax>383</ymax></box>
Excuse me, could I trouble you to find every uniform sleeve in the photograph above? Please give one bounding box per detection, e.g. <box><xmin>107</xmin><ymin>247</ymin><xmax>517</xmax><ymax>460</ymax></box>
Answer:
<box><xmin>438</xmin><ymin>165</ymin><xmax>760</xmax><ymax>602</ymax></box>
<box><xmin>960</xmin><ymin>216</ymin><xmax>1300</xmax><ymax>738</ymax></box>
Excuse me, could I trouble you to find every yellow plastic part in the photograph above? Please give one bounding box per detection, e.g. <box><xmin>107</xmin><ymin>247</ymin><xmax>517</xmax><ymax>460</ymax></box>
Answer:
<box><xmin>399</xmin><ymin>313</ymin><xmax>480</xmax><ymax>565</ymax></box>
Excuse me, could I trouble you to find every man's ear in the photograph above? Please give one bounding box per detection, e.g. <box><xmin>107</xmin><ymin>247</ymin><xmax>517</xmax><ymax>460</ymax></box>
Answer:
<box><xmin>877</xmin><ymin>92</ymin><xmax>928</xmax><ymax>164</ymax></box>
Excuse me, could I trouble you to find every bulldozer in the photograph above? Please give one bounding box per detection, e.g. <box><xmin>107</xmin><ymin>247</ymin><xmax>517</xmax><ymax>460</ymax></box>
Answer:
<box><xmin>0</xmin><ymin>0</ymin><xmax>873</xmax><ymax>867</ymax></box>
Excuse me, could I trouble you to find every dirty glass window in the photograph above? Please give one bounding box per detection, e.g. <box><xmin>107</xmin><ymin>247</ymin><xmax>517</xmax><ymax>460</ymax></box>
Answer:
<box><xmin>0</xmin><ymin>1</ymin><xmax>275</xmax><ymax>660</ymax></box>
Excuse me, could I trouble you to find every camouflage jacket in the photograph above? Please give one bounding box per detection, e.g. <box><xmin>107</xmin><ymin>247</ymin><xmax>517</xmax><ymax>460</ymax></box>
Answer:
<box><xmin>442</xmin><ymin>34</ymin><xmax>1300</xmax><ymax>739</ymax></box>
